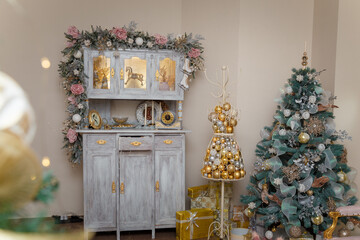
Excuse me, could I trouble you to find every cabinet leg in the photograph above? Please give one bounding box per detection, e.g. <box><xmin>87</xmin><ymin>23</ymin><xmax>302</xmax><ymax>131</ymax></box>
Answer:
<box><xmin>117</xmin><ymin>228</ymin><xmax>120</xmax><ymax>240</ymax></box>
<box><xmin>152</xmin><ymin>229</ymin><xmax>155</xmax><ymax>239</ymax></box>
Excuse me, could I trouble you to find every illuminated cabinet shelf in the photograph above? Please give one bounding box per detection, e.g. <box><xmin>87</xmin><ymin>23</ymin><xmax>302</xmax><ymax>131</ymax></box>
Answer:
<box><xmin>83</xmin><ymin>49</ymin><xmax>184</xmax><ymax>100</ymax></box>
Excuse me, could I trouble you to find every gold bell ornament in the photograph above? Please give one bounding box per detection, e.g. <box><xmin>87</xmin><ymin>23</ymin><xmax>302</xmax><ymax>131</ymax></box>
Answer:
<box><xmin>298</xmin><ymin>132</ymin><xmax>310</xmax><ymax>144</ymax></box>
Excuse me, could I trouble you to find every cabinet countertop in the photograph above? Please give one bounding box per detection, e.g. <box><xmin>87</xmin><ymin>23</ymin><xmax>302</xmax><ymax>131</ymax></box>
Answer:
<box><xmin>77</xmin><ymin>129</ymin><xmax>191</xmax><ymax>134</ymax></box>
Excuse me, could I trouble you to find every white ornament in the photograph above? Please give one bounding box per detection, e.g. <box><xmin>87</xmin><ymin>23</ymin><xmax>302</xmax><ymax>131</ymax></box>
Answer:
<box><xmin>210</xmin><ymin>149</ymin><xmax>217</xmax><ymax>156</ymax></box>
<box><xmin>135</xmin><ymin>37</ymin><xmax>144</xmax><ymax>46</ymax></box>
<box><xmin>73</xmin><ymin>69</ymin><xmax>79</xmax><ymax>76</ymax></box>
<box><xmin>309</xmin><ymin>95</ymin><xmax>317</xmax><ymax>104</ymax></box>
<box><xmin>77</xmin><ymin>103</ymin><xmax>84</xmax><ymax>109</ymax></box>
<box><xmin>265</xmin><ymin>230</ymin><xmax>273</xmax><ymax>239</ymax></box>
<box><xmin>214</xmin><ymin>159</ymin><xmax>221</xmax><ymax>165</ymax></box>
<box><xmin>296</xmin><ymin>75</ymin><xmax>304</xmax><ymax>82</ymax></box>
<box><xmin>274</xmin><ymin>178</ymin><xmax>283</xmax><ymax>185</ymax></box>
<box><xmin>302</xmin><ymin>111</ymin><xmax>310</xmax><ymax>120</ymax></box>
<box><xmin>346</xmin><ymin>221</ymin><xmax>355</xmax><ymax>230</ymax></box>
<box><xmin>248</xmin><ymin>202</ymin><xmax>256</xmax><ymax>209</ymax></box>
<box><xmin>106</xmin><ymin>41</ymin><xmax>112</xmax><ymax>47</ymax></box>
<box><xmin>74</xmin><ymin>50</ymin><xmax>82</xmax><ymax>59</ymax></box>
<box><xmin>317</xmin><ymin>144</ymin><xmax>325</xmax><ymax>152</ymax></box>
<box><xmin>72</xmin><ymin>114</ymin><xmax>81</xmax><ymax>123</ymax></box>
<box><xmin>299</xmin><ymin>184</ymin><xmax>306</xmax><ymax>192</ymax></box>
<box><xmin>147</xmin><ymin>41</ymin><xmax>153</xmax><ymax>48</ymax></box>
<box><xmin>279</xmin><ymin>129</ymin><xmax>287</xmax><ymax>136</ymax></box>
<box><xmin>285</xmin><ymin>86</ymin><xmax>293</xmax><ymax>94</ymax></box>
<box><xmin>84</xmin><ymin>39</ymin><xmax>91</xmax><ymax>47</ymax></box>
<box><xmin>293</xmin><ymin>113</ymin><xmax>301</xmax><ymax>120</ymax></box>
<box><xmin>128</xmin><ymin>38</ymin><xmax>134</xmax><ymax>44</ymax></box>
<box><xmin>284</xmin><ymin>109</ymin><xmax>291</xmax><ymax>117</ymax></box>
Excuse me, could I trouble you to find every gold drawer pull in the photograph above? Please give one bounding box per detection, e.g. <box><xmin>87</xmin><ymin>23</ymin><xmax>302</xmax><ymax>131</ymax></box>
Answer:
<box><xmin>97</xmin><ymin>139</ymin><xmax>107</xmax><ymax>145</ymax></box>
<box><xmin>112</xmin><ymin>181</ymin><xmax>116</xmax><ymax>193</ymax></box>
<box><xmin>120</xmin><ymin>182</ymin><xmax>124</xmax><ymax>194</ymax></box>
<box><xmin>156</xmin><ymin>181</ymin><xmax>160</xmax><ymax>192</ymax></box>
<box><xmin>131</xmin><ymin>141</ymin><xmax>142</xmax><ymax>146</ymax></box>
<box><xmin>111</xmin><ymin>68</ymin><xmax>115</xmax><ymax>78</ymax></box>
<box><xmin>163</xmin><ymin>139</ymin><xmax>173</xmax><ymax>145</ymax></box>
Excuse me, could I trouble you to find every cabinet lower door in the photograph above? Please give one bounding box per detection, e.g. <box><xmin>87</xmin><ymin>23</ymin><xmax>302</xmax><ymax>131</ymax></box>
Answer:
<box><xmin>119</xmin><ymin>151</ymin><xmax>153</xmax><ymax>230</ymax></box>
<box><xmin>155</xmin><ymin>150</ymin><xmax>184</xmax><ymax>226</ymax></box>
<box><xmin>84</xmin><ymin>151</ymin><xmax>116</xmax><ymax>230</ymax></box>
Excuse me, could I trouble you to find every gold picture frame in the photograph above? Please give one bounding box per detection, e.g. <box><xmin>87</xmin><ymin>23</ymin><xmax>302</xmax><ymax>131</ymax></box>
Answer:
<box><xmin>88</xmin><ymin>110</ymin><xmax>102</xmax><ymax>129</ymax></box>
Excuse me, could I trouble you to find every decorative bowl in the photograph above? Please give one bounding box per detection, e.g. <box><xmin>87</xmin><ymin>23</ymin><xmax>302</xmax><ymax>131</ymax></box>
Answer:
<box><xmin>113</xmin><ymin>117</ymin><xmax>128</xmax><ymax>124</ymax></box>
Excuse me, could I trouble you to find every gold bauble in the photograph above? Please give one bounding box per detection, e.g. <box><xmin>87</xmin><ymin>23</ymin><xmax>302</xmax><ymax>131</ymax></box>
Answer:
<box><xmin>229</xmin><ymin>174</ymin><xmax>234</xmax><ymax>180</ymax></box>
<box><xmin>208</xmin><ymin>112</ymin><xmax>217</xmax><ymax>122</ymax></box>
<box><xmin>223</xmin><ymin>102</ymin><xmax>231</xmax><ymax>111</ymax></box>
<box><xmin>337</xmin><ymin>170</ymin><xmax>347</xmax><ymax>183</ymax></box>
<box><xmin>221</xmin><ymin>171</ymin><xmax>229</xmax><ymax>179</ymax></box>
<box><xmin>262</xmin><ymin>183</ymin><xmax>268</xmax><ymax>191</ymax></box>
<box><xmin>205</xmin><ymin>166</ymin><xmax>212</xmax><ymax>173</ymax></box>
<box><xmin>215</xmin><ymin>145</ymin><xmax>221</xmax><ymax>151</ymax></box>
<box><xmin>207</xmin><ymin>173</ymin><xmax>212</xmax><ymax>178</ymax></box>
<box><xmin>216</xmin><ymin>129</ymin><xmax>221</xmax><ymax>133</ymax></box>
<box><xmin>201</xmin><ymin>168</ymin><xmax>206</xmax><ymax>175</ymax></box>
<box><xmin>213</xmin><ymin>170</ymin><xmax>220</xmax><ymax>179</ymax></box>
<box><xmin>227</xmin><ymin>152</ymin><xmax>233</xmax><ymax>159</ymax></box>
<box><xmin>240</xmin><ymin>169</ymin><xmax>246</xmax><ymax>178</ymax></box>
<box><xmin>224</xmin><ymin>121</ymin><xmax>229</xmax><ymax>127</ymax></box>
<box><xmin>212</xmin><ymin>137</ymin><xmax>217</xmax><ymax>143</ymax></box>
<box><xmin>213</xmin><ymin>125</ymin><xmax>218</xmax><ymax>131</ymax></box>
<box><xmin>298</xmin><ymin>132</ymin><xmax>310</xmax><ymax>144</ymax></box>
<box><xmin>311</xmin><ymin>215</ymin><xmax>323</xmax><ymax>225</ymax></box>
<box><xmin>206</xmin><ymin>148</ymin><xmax>210</xmax><ymax>154</ymax></box>
<box><xmin>234</xmin><ymin>171</ymin><xmax>241</xmax><ymax>179</ymax></box>
<box><xmin>211</xmin><ymin>164</ymin><xmax>218</xmax><ymax>171</ymax></box>
<box><xmin>221</xmin><ymin>149</ymin><xmax>227</xmax><ymax>156</ymax></box>
<box><xmin>230</xmin><ymin>118</ymin><xmax>237</xmax><ymax>127</ymax></box>
<box><xmin>215</xmin><ymin>105</ymin><xmax>223</xmax><ymax>114</ymax></box>
<box><xmin>218</xmin><ymin>113</ymin><xmax>226</xmax><ymax>122</ymax></box>
<box><xmin>218</xmin><ymin>164</ymin><xmax>225</xmax><ymax>171</ymax></box>
<box><xmin>221</xmin><ymin>157</ymin><xmax>229</xmax><ymax>165</ymax></box>
<box><xmin>234</xmin><ymin>154</ymin><xmax>240</xmax><ymax>161</ymax></box>
<box><xmin>0</xmin><ymin>132</ymin><xmax>42</xmax><ymax>210</ymax></box>
<box><xmin>226</xmin><ymin>126</ymin><xmax>234</xmax><ymax>133</ymax></box>
<box><xmin>244</xmin><ymin>208</ymin><xmax>254</xmax><ymax>218</ymax></box>
<box><xmin>221</xmin><ymin>138</ymin><xmax>226</xmax><ymax>144</ymax></box>
<box><xmin>307</xmin><ymin>190</ymin><xmax>314</xmax><ymax>196</ymax></box>
<box><xmin>338</xmin><ymin>228</ymin><xmax>350</xmax><ymax>237</ymax></box>
<box><xmin>228</xmin><ymin>164</ymin><xmax>235</xmax><ymax>173</ymax></box>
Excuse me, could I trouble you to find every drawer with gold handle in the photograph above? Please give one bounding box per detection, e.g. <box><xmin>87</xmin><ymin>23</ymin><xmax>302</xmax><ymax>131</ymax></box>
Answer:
<box><xmin>119</xmin><ymin>136</ymin><xmax>152</xmax><ymax>151</ymax></box>
<box><xmin>97</xmin><ymin>139</ymin><xmax>107</xmax><ymax>145</ymax></box>
<box><xmin>163</xmin><ymin>139</ymin><xmax>173</xmax><ymax>145</ymax></box>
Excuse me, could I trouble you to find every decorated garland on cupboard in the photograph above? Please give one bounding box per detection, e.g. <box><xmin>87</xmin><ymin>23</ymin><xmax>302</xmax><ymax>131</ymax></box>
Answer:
<box><xmin>58</xmin><ymin>22</ymin><xmax>204</xmax><ymax>163</ymax></box>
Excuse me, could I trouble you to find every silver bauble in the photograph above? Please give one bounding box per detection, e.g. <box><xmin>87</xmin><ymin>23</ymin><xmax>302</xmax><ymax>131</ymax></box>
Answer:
<box><xmin>265</xmin><ymin>230</ymin><xmax>273</xmax><ymax>239</ymax></box>
<box><xmin>234</xmin><ymin>161</ymin><xmax>240</xmax><ymax>167</ymax></box>
<box><xmin>209</xmin><ymin>156</ymin><xmax>215</xmax><ymax>161</ymax></box>
<box><xmin>219</xmin><ymin>126</ymin><xmax>225</xmax><ymax>132</ymax></box>
<box><xmin>216</xmin><ymin>140</ymin><xmax>221</xmax><ymax>145</ymax></box>
<box><xmin>135</xmin><ymin>37</ymin><xmax>144</xmax><ymax>46</ymax></box>
<box><xmin>302</xmin><ymin>111</ymin><xmax>310</xmax><ymax>120</ymax></box>
<box><xmin>72</xmin><ymin>113</ymin><xmax>82</xmax><ymax>123</ymax></box>
<box><xmin>284</xmin><ymin>109</ymin><xmax>291</xmax><ymax>117</ymax></box>
<box><xmin>346</xmin><ymin>221</ymin><xmax>355</xmax><ymax>230</ymax></box>
<box><xmin>338</xmin><ymin>228</ymin><xmax>350</xmax><ymax>237</ymax></box>
<box><xmin>318</xmin><ymin>144</ymin><xmax>326</xmax><ymax>152</ymax></box>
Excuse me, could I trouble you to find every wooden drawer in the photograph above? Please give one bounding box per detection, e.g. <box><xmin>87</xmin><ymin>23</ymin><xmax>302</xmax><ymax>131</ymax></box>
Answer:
<box><xmin>86</xmin><ymin>134</ymin><xmax>116</xmax><ymax>149</ymax></box>
<box><xmin>119</xmin><ymin>136</ymin><xmax>152</xmax><ymax>151</ymax></box>
<box><xmin>155</xmin><ymin>135</ymin><xmax>183</xmax><ymax>149</ymax></box>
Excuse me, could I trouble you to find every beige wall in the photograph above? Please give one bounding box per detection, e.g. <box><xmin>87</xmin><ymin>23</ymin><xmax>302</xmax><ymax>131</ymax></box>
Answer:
<box><xmin>311</xmin><ymin>0</ymin><xmax>339</xmax><ymax>93</ymax></box>
<box><xmin>334</xmin><ymin>0</ymin><xmax>360</xmax><ymax>200</ymax></box>
<box><xmin>2</xmin><ymin>0</ymin><xmax>357</xmax><ymax>217</ymax></box>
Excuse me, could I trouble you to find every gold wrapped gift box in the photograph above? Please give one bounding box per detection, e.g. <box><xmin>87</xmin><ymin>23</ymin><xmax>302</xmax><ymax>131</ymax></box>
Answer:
<box><xmin>176</xmin><ymin>208</ymin><xmax>214</xmax><ymax>240</ymax></box>
<box><xmin>188</xmin><ymin>185</ymin><xmax>208</xmax><ymax>198</ymax></box>
<box><xmin>190</xmin><ymin>196</ymin><xmax>230</xmax><ymax>212</ymax></box>
<box><xmin>187</xmin><ymin>182</ymin><xmax>233</xmax><ymax>199</ymax></box>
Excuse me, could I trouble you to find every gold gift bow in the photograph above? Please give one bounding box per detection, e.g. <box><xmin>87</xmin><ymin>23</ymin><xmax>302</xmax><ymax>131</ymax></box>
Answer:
<box><xmin>176</xmin><ymin>211</ymin><xmax>213</xmax><ymax>239</ymax></box>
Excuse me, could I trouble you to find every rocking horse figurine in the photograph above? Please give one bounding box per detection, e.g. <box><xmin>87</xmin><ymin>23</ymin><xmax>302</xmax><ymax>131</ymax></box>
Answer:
<box><xmin>125</xmin><ymin>66</ymin><xmax>144</xmax><ymax>86</ymax></box>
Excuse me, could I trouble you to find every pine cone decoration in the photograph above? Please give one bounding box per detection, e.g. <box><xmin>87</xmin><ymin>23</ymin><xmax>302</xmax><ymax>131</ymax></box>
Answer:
<box><xmin>304</xmin><ymin>117</ymin><xmax>325</xmax><ymax>136</ymax></box>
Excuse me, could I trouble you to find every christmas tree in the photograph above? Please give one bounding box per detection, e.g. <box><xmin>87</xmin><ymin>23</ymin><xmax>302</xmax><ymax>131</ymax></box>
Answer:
<box><xmin>241</xmin><ymin>53</ymin><xmax>358</xmax><ymax>238</ymax></box>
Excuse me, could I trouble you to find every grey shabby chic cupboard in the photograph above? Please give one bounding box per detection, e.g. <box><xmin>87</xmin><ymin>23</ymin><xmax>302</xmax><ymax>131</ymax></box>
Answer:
<box><xmin>79</xmin><ymin>48</ymin><xmax>188</xmax><ymax>240</ymax></box>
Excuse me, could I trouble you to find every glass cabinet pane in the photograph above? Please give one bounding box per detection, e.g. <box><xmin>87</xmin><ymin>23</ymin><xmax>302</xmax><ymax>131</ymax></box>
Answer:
<box><xmin>157</xmin><ymin>58</ymin><xmax>176</xmax><ymax>91</ymax></box>
<box><xmin>124</xmin><ymin>57</ymin><xmax>147</xmax><ymax>90</ymax></box>
<box><xmin>93</xmin><ymin>55</ymin><xmax>111</xmax><ymax>89</ymax></box>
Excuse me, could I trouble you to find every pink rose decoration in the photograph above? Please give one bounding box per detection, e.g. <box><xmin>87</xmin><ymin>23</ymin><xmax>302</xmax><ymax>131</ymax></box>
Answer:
<box><xmin>154</xmin><ymin>34</ymin><xmax>168</xmax><ymax>45</ymax></box>
<box><xmin>111</xmin><ymin>27</ymin><xmax>127</xmax><ymax>40</ymax></box>
<box><xmin>188</xmin><ymin>48</ymin><xmax>201</xmax><ymax>58</ymax></box>
<box><xmin>66</xmin><ymin>128</ymin><xmax>78</xmax><ymax>143</ymax></box>
<box><xmin>66</xmin><ymin>40</ymin><xmax>76</xmax><ymax>48</ymax></box>
<box><xmin>67</xmin><ymin>26</ymin><xmax>80</xmax><ymax>39</ymax></box>
<box><xmin>70</xmin><ymin>84</ymin><xmax>84</xmax><ymax>95</ymax></box>
<box><xmin>67</xmin><ymin>96</ymin><xmax>76</xmax><ymax>105</ymax></box>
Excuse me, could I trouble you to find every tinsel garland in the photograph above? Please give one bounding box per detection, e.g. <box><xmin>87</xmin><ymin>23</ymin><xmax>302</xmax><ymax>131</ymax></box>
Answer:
<box><xmin>58</xmin><ymin>22</ymin><xmax>204</xmax><ymax>163</ymax></box>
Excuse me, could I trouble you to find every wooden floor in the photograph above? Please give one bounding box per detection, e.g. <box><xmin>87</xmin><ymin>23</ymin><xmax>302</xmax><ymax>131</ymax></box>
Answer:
<box><xmin>61</xmin><ymin>222</ymin><xmax>215</xmax><ymax>240</ymax></box>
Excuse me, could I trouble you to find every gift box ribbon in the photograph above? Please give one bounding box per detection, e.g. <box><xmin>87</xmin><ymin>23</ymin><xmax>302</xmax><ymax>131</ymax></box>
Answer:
<box><xmin>176</xmin><ymin>211</ymin><xmax>213</xmax><ymax>239</ymax></box>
